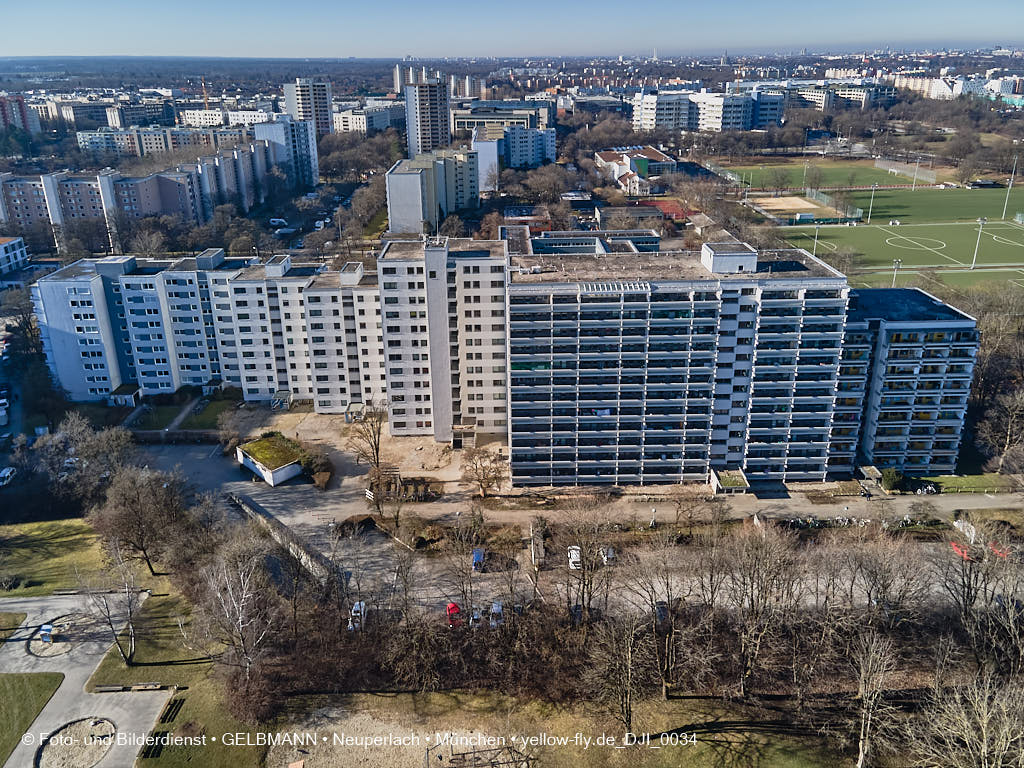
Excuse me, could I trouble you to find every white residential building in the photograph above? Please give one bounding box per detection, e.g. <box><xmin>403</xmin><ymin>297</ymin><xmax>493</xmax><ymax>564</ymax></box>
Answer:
<box><xmin>0</xmin><ymin>236</ymin><xmax>30</xmax><ymax>275</ymax></box>
<box><xmin>385</xmin><ymin>149</ymin><xmax>479</xmax><ymax>234</ymax></box>
<box><xmin>332</xmin><ymin>104</ymin><xmax>405</xmax><ymax>135</ymax></box>
<box><xmin>283</xmin><ymin>78</ymin><xmax>333</xmax><ymax>137</ymax></box>
<box><xmin>405</xmin><ymin>80</ymin><xmax>450</xmax><ymax>158</ymax></box>
<box><xmin>253</xmin><ymin>115</ymin><xmax>319</xmax><ymax>189</ymax></box>
<box><xmin>31</xmin><ymin>234</ymin><xmax>979</xmax><ymax>485</ymax></box>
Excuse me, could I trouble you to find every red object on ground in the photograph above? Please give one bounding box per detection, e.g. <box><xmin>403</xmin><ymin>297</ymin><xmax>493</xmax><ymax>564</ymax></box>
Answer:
<box><xmin>989</xmin><ymin>542</ymin><xmax>1010</xmax><ymax>558</ymax></box>
<box><xmin>951</xmin><ymin>542</ymin><xmax>972</xmax><ymax>561</ymax></box>
<box><xmin>446</xmin><ymin>602</ymin><xmax>462</xmax><ymax>628</ymax></box>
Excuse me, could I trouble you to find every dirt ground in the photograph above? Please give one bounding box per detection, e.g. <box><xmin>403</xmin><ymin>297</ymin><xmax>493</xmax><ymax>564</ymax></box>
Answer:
<box><xmin>39</xmin><ymin>717</ymin><xmax>115</xmax><ymax>768</ymax></box>
<box><xmin>266</xmin><ymin>708</ymin><xmax>500</xmax><ymax>768</ymax></box>
<box><xmin>749</xmin><ymin>194</ymin><xmax>839</xmax><ymax>217</ymax></box>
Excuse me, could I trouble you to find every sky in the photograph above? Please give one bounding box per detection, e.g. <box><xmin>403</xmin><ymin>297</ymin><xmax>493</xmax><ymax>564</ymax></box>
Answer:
<box><xmin>2</xmin><ymin>0</ymin><xmax>1022</xmax><ymax>58</ymax></box>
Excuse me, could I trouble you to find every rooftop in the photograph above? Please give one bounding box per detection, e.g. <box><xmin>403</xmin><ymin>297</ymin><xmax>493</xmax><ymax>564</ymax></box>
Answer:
<box><xmin>848</xmin><ymin>288</ymin><xmax>975</xmax><ymax>324</ymax></box>
<box><xmin>379</xmin><ymin>237</ymin><xmax>506</xmax><ymax>262</ymax></box>
<box><xmin>509</xmin><ymin>248</ymin><xmax>843</xmax><ymax>285</ymax></box>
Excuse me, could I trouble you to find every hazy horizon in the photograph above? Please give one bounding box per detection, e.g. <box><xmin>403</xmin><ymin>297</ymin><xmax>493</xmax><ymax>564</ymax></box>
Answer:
<box><xmin>2</xmin><ymin>0</ymin><xmax>1022</xmax><ymax>59</ymax></box>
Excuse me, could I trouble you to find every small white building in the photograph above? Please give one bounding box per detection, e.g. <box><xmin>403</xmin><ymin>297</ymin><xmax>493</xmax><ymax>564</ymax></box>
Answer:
<box><xmin>236</xmin><ymin>435</ymin><xmax>304</xmax><ymax>486</ymax></box>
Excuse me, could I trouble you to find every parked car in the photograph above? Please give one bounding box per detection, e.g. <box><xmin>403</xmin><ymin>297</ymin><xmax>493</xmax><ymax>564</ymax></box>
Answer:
<box><xmin>0</xmin><ymin>467</ymin><xmax>16</xmax><ymax>487</ymax></box>
<box><xmin>268</xmin><ymin>218</ymin><xmax>288</xmax><ymax>227</ymax></box>
<box><xmin>601</xmin><ymin>546</ymin><xmax>616</xmax><ymax>566</ymax></box>
<box><xmin>469</xmin><ymin>606</ymin><xmax>483</xmax><ymax>629</ymax></box>
<box><xmin>446</xmin><ymin>602</ymin><xmax>463</xmax><ymax>629</ymax></box>
<box><xmin>489</xmin><ymin>601</ymin><xmax>504</xmax><ymax>629</ymax></box>
<box><xmin>314</xmin><ymin>221</ymin><xmax>325</xmax><ymax>231</ymax></box>
<box><xmin>472</xmin><ymin>547</ymin><xmax>485</xmax><ymax>572</ymax></box>
<box><xmin>349</xmin><ymin>601</ymin><xmax>366</xmax><ymax>631</ymax></box>
<box><xmin>567</xmin><ymin>545</ymin><xmax>582</xmax><ymax>571</ymax></box>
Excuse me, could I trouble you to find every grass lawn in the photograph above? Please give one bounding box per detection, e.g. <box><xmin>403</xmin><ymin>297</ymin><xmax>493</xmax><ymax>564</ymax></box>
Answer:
<box><xmin>87</xmin><ymin>580</ymin><xmax>265</xmax><ymax>768</ymax></box>
<box><xmin>0</xmin><ymin>673</ymin><xmax>64</xmax><ymax>765</ymax></box>
<box><xmin>239</xmin><ymin>433</ymin><xmax>303</xmax><ymax>469</ymax></box>
<box><xmin>178</xmin><ymin>399</ymin><xmax>237</xmax><ymax>431</ymax></box>
<box><xmin>68</xmin><ymin>402</ymin><xmax>132</xmax><ymax>428</ymax></box>
<box><xmin>921</xmin><ymin>473</ymin><xmax>1017</xmax><ymax>493</ymax></box>
<box><xmin>363</xmin><ymin>206</ymin><xmax>387</xmax><ymax>238</ymax></box>
<box><xmin>279</xmin><ymin>690</ymin><xmax>841</xmax><ymax>768</ymax></box>
<box><xmin>134</xmin><ymin>404</ymin><xmax>184</xmax><ymax>431</ymax></box>
<box><xmin>719</xmin><ymin>157</ymin><xmax>949</xmax><ymax>189</ymax></box>
<box><xmin>0</xmin><ymin>612</ymin><xmax>26</xmax><ymax>641</ymax></box>
<box><xmin>785</xmin><ymin>220</ymin><xmax>1024</xmax><ymax>270</ymax></box>
<box><xmin>0</xmin><ymin>519</ymin><xmax>104</xmax><ymax>597</ymax></box>
<box><xmin>846</xmin><ymin>186</ymin><xmax>1024</xmax><ymax>224</ymax></box>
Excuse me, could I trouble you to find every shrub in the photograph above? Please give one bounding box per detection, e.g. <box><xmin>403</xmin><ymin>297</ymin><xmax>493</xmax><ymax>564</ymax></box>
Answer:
<box><xmin>881</xmin><ymin>468</ymin><xmax>904</xmax><ymax>491</ymax></box>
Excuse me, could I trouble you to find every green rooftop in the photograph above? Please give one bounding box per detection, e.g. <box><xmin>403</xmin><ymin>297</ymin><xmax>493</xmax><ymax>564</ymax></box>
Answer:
<box><xmin>239</xmin><ymin>434</ymin><xmax>303</xmax><ymax>470</ymax></box>
<box><xmin>716</xmin><ymin>469</ymin><xmax>749</xmax><ymax>488</ymax></box>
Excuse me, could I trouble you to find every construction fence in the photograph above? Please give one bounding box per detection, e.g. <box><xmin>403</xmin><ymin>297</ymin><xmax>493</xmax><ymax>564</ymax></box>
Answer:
<box><xmin>874</xmin><ymin>158</ymin><xmax>937</xmax><ymax>184</ymax></box>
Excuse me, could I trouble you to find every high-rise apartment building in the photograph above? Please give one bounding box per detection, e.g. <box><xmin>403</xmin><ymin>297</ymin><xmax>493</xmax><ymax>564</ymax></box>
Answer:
<box><xmin>0</xmin><ymin>94</ymin><xmax>42</xmax><ymax>134</ymax></box>
<box><xmin>105</xmin><ymin>102</ymin><xmax>176</xmax><ymax>129</ymax></box>
<box><xmin>631</xmin><ymin>90</ymin><xmax>783</xmax><ymax>132</ymax></box>
<box><xmin>32</xmin><ymin>232</ymin><xmax>978</xmax><ymax>484</ymax></box>
<box><xmin>0</xmin><ymin>236</ymin><xmax>30</xmax><ymax>275</ymax></box>
<box><xmin>283</xmin><ymin>78</ymin><xmax>333</xmax><ymax>137</ymax></box>
<box><xmin>253</xmin><ymin>115</ymin><xmax>320</xmax><ymax>189</ymax></box>
<box><xmin>385</xmin><ymin>149</ymin><xmax>479</xmax><ymax>234</ymax></box>
<box><xmin>76</xmin><ymin>126</ymin><xmax>254</xmax><ymax>158</ymax></box>
<box><xmin>0</xmin><ymin>142</ymin><xmax>274</xmax><ymax>253</ymax></box>
<box><xmin>405</xmin><ymin>80</ymin><xmax>450</xmax><ymax>159</ymax></box>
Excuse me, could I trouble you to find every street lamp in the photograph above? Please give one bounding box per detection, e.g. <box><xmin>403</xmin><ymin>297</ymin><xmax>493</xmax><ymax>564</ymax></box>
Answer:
<box><xmin>891</xmin><ymin>258</ymin><xmax>902</xmax><ymax>288</ymax></box>
<box><xmin>251</xmin><ymin>244</ymin><xmax>260</xmax><ymax>261</ymax></box>
<box><xmin>812</xmin><ymin>225</ymin><xmax>821</xmax><ymax>256</ymax></box>
<box><xmin>1002</xmin><ymin>154</ymin><xmax>1018</xmax><ymax>221</ymax></box>
<box><xmin>971</xmin><ymin>217</ymin><xmax>987</xmax><ymax>269</ymax></box>
<box><xmin>867</xmin><ymin>183</ymin><xmax>878</xmax><ymax>224</ymax></box>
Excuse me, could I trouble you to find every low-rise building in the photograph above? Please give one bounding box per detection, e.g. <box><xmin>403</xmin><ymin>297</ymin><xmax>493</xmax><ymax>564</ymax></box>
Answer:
<box><xmin>0</xmin><ymin>236</ymin><xmax>30</xmax><ymax>276</ymax></box>
<box><xmin>332</xmin><ymin>104</ymin><xmax>405</xmax><ymax>134</ymax></box>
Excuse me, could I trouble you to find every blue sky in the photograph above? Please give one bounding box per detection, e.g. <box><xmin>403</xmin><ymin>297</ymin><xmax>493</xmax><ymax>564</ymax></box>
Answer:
<box><xmin>2</xmin><ymin>0</ymin><xmax>1021</xmax><ymax>58</ymax></box>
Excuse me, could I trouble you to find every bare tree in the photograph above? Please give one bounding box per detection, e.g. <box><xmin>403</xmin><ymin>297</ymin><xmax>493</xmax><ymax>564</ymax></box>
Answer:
<box><xmin>346</xmin><ymin>400</ymin><xmax>386</xmax><ymax>470</ymax></box>
<box><xmin>724</xmin><ymin>523</ymin><xmax>803</xmax><ymax>697</ymax></box>
<box><xmin>977</xmin><ymin>390</ymin><xmax>1024</xmax><ymax>474</ymax></box>
<box><xmin>79</xmin><ymin>541</ymin><xmax>142</xmax><ymax>666</ymax></box>
<box><xmin>584</xmin><ymin>614</ymin><xmax>656</xmax><ymax>736</ymax></box>
<box><xmin>460</xmin><ymin>448</ymin><xmax>507</xmax><ymax>498</ymax></box>
<box><xmin>89</xmin><ymin>467</ymin><xmax>187</xmax><ymax>576</ymax></box>
<box><xmin>906</xmin><ymin>674</ymin><xmax>1024</xmax><ymax>768</ymax></box>
<box><xmin>562</xmin><ymin>500</ymin><xmax>613</xmax><ymax>625</ymax></box>
<box><xmin>623</xmin><ymin>532</ymin><xmax>692</xmax><ymax>699</ymax></box>
<box><xmin>850</xmin><ymin>629</ymin><xmax>897</xmax><ymax>768</ymax></box>
<box><xmin>193</xmin><ymin>531</ymin><xmax>279</xmax><ymax>684</ymax></box>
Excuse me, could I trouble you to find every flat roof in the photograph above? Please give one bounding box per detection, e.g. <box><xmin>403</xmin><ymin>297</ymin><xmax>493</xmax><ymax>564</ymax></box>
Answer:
<box><xmin>510</xmin><ymin>248</ymin><xmax>842</xmax><ymax>284</ymax></box>
<box><xmin>379</xmin><ymin>238</ymin><xmax>505</xmax><ymax>261</ymax></box>
<box><xmin>848</xmin><ymin>288</ymin><xmax>974</xmax><ymax>324</ymax></box>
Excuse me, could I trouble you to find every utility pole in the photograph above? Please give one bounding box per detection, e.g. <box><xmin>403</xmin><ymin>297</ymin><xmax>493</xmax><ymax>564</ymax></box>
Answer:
<box><xmin>1002</xmin><ymin>154</ymin><xmax>1018</xmax><ymax>220</ymax></box>
<box><xmin>891</xmin><ymin>258</ymin><xmax>902</xmax><ymax>288</ymax></box>
<box><xmin>867</xmin><ymin>183</ymin><xmax>878</xmax><ymax>224</ymax></box>
<box><xmin>971</xmin><ymin>217</ymin><xmax>987</xmax><ymax>269</ymax></box>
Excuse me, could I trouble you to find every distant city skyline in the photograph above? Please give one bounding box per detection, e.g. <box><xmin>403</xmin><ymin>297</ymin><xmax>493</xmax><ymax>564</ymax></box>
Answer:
<box><xmin>2</xmin><ymin>0</ymin><xmax>1022</xmax><ymax>59</ymax></box>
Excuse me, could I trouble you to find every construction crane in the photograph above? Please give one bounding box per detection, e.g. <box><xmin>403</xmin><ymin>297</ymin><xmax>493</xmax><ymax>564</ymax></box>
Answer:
<box><xmin>201</xmin><ymin>76</ymin><xmax>210</xmax><ymax>111</ymax></box>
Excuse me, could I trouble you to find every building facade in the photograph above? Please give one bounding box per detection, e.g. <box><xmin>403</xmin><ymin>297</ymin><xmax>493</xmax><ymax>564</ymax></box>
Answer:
<box><xmin>0</xmin><ymin>236</ymin><xmax>30</xmax><ymax>275</ymax></box>
<box><xmin>405</xmin><ymin>80</ymin><xmax>450</xmax><ymax>158</ymax></box>
<box><xmin>76</xmin><ymin>126</ymin><xmax>254</xmax><ymax>158</ymax></box>
<box><xmin>0</xmin><ymin>93</ymin><xmax>42</xmax><ymax>134</ymax></box>
<box><xmin>385</xmin><ymin>149</ymin><xmax>479</xmax><ymax>234</ymax></box>
<box><xmin>32</xmin><ymin>234</ymin><xmax>978</xmax><ymax>484</ymax></box>
<box><xmin>0</xmin><ymin>141</ymin><xmax>276</xmax><ymax>253</ymax></box>
<box><xmin>105</xmin><ymin>102</ymin><xmax>176</xmax><ymax>129</ymax></box>
<box><xmin>253</xmin><ymin>115</ymin><xmax>319</xmax><ymax>189</ymax></box>
<box><xmin>283</xmin><ymin>78</ymin><xmax>333</xmax><ymax>137</ymax></box>
<box><xmin>332</xmin><ymin>104</ymin><xmax>406</xmax><ymax>134</ymax></box>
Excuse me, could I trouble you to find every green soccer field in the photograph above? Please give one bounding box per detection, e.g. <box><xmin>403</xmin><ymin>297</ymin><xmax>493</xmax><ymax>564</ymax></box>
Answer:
<box><xmin>722</xmin><ymin>160</ymin><xmax>910</xmax><ymax>189</ymax></box>
<box><xmin>785</xmin><ymin>220</ymin><xmax>1024</xmax><ymax>270</ymax></box>
<box><xmin>846</xmin><ymin>186</ymin><xmax>1024</xmax><ymax>223</ymax></box>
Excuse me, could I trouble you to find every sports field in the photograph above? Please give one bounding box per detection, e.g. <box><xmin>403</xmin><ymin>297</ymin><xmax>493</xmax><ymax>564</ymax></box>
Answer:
<box><xmin>785</xmin><ymin>220</ymin><xmax>1024</xmax><ymax>270</ymax></box>
<box><xmin>719</xmin><ymin>158</ymin><xmax>946</xmax><ymax>189</ymax></box>
<box><xmin>847</xmin><ymin>186</ymin><xmax>1023</xmax><ymax>223</ymax></box>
